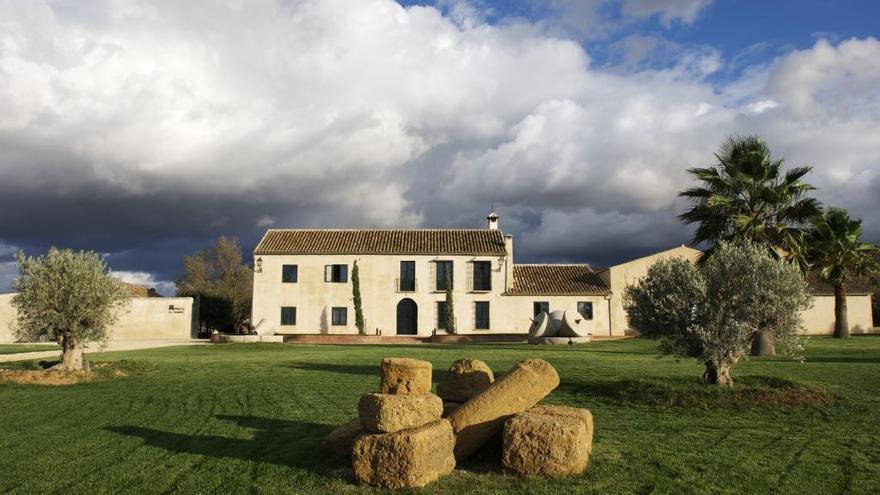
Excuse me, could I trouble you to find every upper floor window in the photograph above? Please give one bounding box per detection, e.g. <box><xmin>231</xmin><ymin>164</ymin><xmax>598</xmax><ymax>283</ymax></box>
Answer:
<box><xmin>435</xmin><ymin>261</ymin><xmax>453</xmax><ymax>291</ymax></box>
<box><xmin>399</xmin><ymin>261</ymin><xmax>416</xmax><ymax>292</ymax></box>
<box><xmin>533</xmin><ymin>301</ymin><xmax>549</xmax><ymax>317</ymax></box>
<box><xmin>331</xmin><ymin>307</ymin><xmax>348</xmax><ymax>325</ymax></box>
<box><xmin>474</xmin><ymin>301</ymin><xmax>490</xmax><ymax>330</ymax></box>
<box><xmin>325</xmin><ymin>264</ymin><xmax>348</xmax><ymax>283</ymax></box>
<box><xmin>472</xmin><ymin>261</ymin><xmax>492</xmax><ymax>291</ymax></box>
<box><xmin>280</xmin><ymin>306</ymin><xmax>296</xmax><ymax>325</ymax></box>
<box><xmin>282</xmin><ymin>264</ymin><xmax>298</xmax><ymax>283</ymax></box>
<box><xmin>577</xmin><ymin>301</ymin><xmax>594</xmax><ymax>320</ymax></box>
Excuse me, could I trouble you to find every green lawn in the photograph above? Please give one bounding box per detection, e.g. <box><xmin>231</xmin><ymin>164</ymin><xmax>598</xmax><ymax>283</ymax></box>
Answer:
<box><xmin>1</xmin><ymin>337</ymin><xmax>878</xmax><ymax>494</ymax></box>
<box><xmin>0</xmin><ymin>343</ymin><xmax>58</xmax><ymax>354</ymax></box>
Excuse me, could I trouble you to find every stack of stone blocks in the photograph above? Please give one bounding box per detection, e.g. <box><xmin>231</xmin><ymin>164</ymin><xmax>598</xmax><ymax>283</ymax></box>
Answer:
<box><xmin>324</xmin><ymin>356</ymin><xmax>594</xmax><ymax>488</ymax></box>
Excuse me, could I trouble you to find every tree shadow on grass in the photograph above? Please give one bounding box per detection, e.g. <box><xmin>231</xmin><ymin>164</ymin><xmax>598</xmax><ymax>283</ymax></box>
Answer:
<box><xmin>284</xmin><ymin>362</ymin><xmax>464</xmax><ymax>385</ymax></box>
<box><xmin>106</xmin><ymin>415</ymin><xmax>346</xmax><ymax>476</ymax></box>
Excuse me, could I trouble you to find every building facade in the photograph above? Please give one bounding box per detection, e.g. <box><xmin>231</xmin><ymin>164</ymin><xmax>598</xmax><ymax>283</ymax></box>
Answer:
<box><xmin>251</xmin><ymin>215</ymin><xmax>876</xmax><ymax>338</ymax></box>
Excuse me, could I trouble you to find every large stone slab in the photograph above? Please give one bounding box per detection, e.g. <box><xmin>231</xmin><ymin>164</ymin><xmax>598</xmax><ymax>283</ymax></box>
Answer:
<box><xmin>446</xmin><ymin>358</ymin><xmax>560</xmax><ymax>461</ymax></box>
<box><xmin>323</xmin><ymin>418</ymin><xmax>363</xmax><ymax>457</ymax></box>
<box><xmin>501</xmin><ymin>405</ymin><xmax>594</xmax><ymax>477</ymax></box>
<box><xmin>352</xmin><ymin>418</ymin><xmax>456</xmax><ymax>488</ymax></box>
<box><xmin>379</xmin><ymin>357</ymin><xmax>432</xmax><ymax>395</ymax></box>
<box><xmin>358</xmin><ymin>393</ymin><xmax>443</xmax><ymax>433</ymax></box>
<box><xmin>436</xmin><ymin>359</ymin><xmax>494</xmax><ymax>402</ymax></box>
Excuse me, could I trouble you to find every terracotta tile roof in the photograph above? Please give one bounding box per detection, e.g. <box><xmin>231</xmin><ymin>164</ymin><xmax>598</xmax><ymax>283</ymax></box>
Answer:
<box><xmin>254</xmin><ymin>229</ymin><xmax>507</xmax><ymax>256</ymax></box>
<box><xmin>508</xmin><ymin>264</ymin><xmax>610</xmax><ymax>295</ymax></box>
<box><xmin>121</xmin><ymin>283</ymin><xmax>163</xmax><ymax>298</ymax></box>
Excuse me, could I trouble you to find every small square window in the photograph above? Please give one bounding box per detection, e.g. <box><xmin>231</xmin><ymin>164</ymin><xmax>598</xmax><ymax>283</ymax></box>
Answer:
<box><xmin>325</xmin><ymin>264</ymin><xmax>348</xmax><ymax>283</ymax></box>
<box><xmin>577</xmin><ymin>301</ymin><xmax>593</xmax><ymax>320</ymax></box>
<box><xmin>533</xmin><ymin>301</ymin><xmax>549</xmax><ymax>317</ymax></box>
<box><xmin>281</xmin><ymin>307</ymin><xmax>296</xmax><ymax>325</ymax></box>
<box><xmin>331</xmin><ymin>307</ymin><xmax>348</xmax><ymax>325</ymax></box>
<box><xmin>282</xmin><ymin>264</ymin><xmax>298</xmax><ymax>283</ymax></box>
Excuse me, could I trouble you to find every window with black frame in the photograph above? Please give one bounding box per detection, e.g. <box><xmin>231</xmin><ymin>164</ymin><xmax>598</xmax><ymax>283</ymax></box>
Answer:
<box><xmin>282</xmin><ymin>264</ymin><xmax>298</xmax><ymax>283</ymax></box>
<box><xmin>435</xmin><ymin>261</ymin><xmax>453</xmax><ymax>291</ymax></box>
<box><xmin>577</xmin><ymin>301</ymin><xmax>594</xmax><ymax>320</ymax></box>
<box><xmin>472</xmin><ymin>261</ymin><xmax>491</xmax><ymax>291</ymax></box>
<box><xmin>399</xmin><ymin>261</ymin><xmax>415</xmax><ymax>291</ymax></box>
<box><xmin>474</xmin><ymin>301</ymin><xmax>490</xmax><ymax>329</ymax></box>
<box><xmin>325</xmin><ymin>264</ymin><xmax>348</xmax><ymax>283</ymax></box>
<box><xmin>533</xmin><ymin>301</ymin><xmax>549</xmax><ymax>316</ymax></box>
<box><xmin>331</xmin><ymin>307</ymin><xmax>348</xmax><ymax>325</ymax></box>
<box><xmin>280</xmin><ymin>306</ymin><xmax>296</xmax><ymax>325</ymax></box>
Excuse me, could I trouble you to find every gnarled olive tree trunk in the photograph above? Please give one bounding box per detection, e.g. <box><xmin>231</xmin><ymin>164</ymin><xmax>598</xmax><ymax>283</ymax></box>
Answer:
<box><xmin>51</xmin><ymin>333</ymin><xmax>88</xmax><ymax>372</ymax></box>
<box><xmin>703</xmin><ymin>360</ymin><xmax>735</xmax><ymax>386</ymax></box>
<box><xmin>750</xmin><ymin>329</ymin><xmax>776</xmax><ymax>356</ymax></box>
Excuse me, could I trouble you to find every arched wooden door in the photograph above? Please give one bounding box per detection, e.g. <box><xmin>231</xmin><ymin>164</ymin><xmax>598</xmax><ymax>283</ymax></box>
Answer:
<box><xmin>396</xmin><ymin>298</ymin><xmax>418</xmax><ymax>335</ymax></box>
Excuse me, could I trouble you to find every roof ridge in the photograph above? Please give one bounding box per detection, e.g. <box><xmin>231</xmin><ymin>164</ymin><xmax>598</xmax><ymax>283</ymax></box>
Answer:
<box><xmin>263</xmin><ymin>228</ymin><xmax>496</xmax><ymax>232</ymax></box>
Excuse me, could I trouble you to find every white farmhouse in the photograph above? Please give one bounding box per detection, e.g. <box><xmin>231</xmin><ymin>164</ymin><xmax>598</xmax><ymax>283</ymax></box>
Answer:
<box><xmin>251</xmin><ymin>213</ymin><xmax>876</xmax><ymax>339</ymax></box>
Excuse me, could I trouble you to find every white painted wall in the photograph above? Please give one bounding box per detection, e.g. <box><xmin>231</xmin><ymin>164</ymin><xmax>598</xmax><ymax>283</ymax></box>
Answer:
<box><xmin>0</xmin><ymin>293</ymin><xmax>195</xmax><ymax>343</ymax></box>
<box><xmin>801</xmin><ymin>294</ymin><xmax>874</xmax><ymax>335</ymax></box>
<box><xmin>251</xmin><ymin>254</ymin><xmax>609</xmax><ymax>336</ymax></box>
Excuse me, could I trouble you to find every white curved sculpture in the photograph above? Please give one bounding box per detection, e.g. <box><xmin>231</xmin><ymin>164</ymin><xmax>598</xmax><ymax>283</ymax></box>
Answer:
<box><xmin>528</xmin><ymin>310</ymin><xmax>591</xmax><ymax>345</ymax></box>
<box><xmin>556</xmin><ymin>311</ymin><xmax>590</xmax><ymax>338</ymax></box>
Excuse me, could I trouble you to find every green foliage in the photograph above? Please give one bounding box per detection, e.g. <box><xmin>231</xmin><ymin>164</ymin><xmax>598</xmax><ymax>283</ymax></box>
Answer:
<box><xmin>351</xmin><ymin>260</ymin><xmax>366</xmax><ymax>335</ymax></box>
<box><xmin>444</xmin><ymin>272</ymin><xmax>456</xmax><ymax>334</ymax></box>
<box><xmin>679</xmin><ymin>134</ymin><xmax>821</xmax><ymax>272</ymax></box>
<box><xmin>11</xmin><ymin>248</ymin><xmax>129</xmax><ymax>347</ymax></box>
<box><xmin>624</xmin><ymin>242</ymin><xmax>812</xmax><ymax>384</ymax></box>
<box><xmin>807</xmin><ymin>207</ymin><xmax>879</xmax><ymax>287</ymax></box>
<box><xmin>176</xmin><ymin>236</ymin><xmax>253</xmax><ymax>333</ymax></box>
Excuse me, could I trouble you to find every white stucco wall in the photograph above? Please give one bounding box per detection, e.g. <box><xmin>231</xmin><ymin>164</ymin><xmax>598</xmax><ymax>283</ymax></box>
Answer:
<box><xmin>801</xmin><ymin>295</ymin><xmax>874</xmax><ymax>335</ymax></box>
<box><xmin>0</xmin><ymin>293</ymin><xmax>195</xmax><ymax>343</ymax></box>
<box><xmin>603</xmin><ymin>246</ymin><xmax>703</xmax><ymax>336</ymax></box>
<box><xmin>251</xmin><ymin>254</ymin><xmax>610</xmax><ymax>336</ymax></box>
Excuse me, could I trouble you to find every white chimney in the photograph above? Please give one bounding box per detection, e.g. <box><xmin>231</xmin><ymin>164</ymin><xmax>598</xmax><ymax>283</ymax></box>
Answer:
<box><xmin>487</xmin><ymin>210</ymin><xmax>500</xmax><ymax>230</ymax></box>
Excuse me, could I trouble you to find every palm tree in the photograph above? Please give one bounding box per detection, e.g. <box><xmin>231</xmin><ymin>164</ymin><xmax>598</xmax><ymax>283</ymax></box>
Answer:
<box><xmin>679</xmin><ymin>135</ymin><xmax>822</xmax><ymax>355</ymax></box>
<box><xmin>806</xmin><ymin>208</ymin><xmax>879</xmax><ymax>338</ymax></box>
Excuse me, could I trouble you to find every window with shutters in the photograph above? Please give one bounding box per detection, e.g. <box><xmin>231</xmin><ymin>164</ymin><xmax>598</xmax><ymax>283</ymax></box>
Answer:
<box><xmin>280</xmin><ymin>307</ymin><xmax>296</xmax><ymax>325</ymax></box>
<box><xmin>282</xmin><ymin>264</ymin><xmax>298</xmax><ymax>283</ymax></box>
<box><xmin>324</xmin><ymin>264</ymin><xmax>348</xmax><ymax>283</ymax></box>
<box><xmin>331</xmin><ymin>307</ymin><xmax>348</xmax><ymax>325</ymax></box>
<box><xmin>533</xmin><ymin>301</ymin><xmax>549</xmax><ymax>317</ymax></box>
<box><xmin>435</xmin><ymin>261</ymin><xmax>453</xmax><ymax>291</ymax></box>
<box><xmin>577</xmin><ymin>301</ymin><xmax>594</xmax><ymax>320</ymax></box>
<box><xmin>474</xmin><ymin>302</ymin><xmax>490</xmax><ymax>330</ymax></box>
<box><xmin>472</xmin><ymin>261</ymin><xmax>491</xmax><ymax>291</ymax></box>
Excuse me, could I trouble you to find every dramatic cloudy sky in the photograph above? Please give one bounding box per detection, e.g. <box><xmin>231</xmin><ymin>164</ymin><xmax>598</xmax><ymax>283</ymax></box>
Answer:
<box><xmin>1</xmin><ymin>0</ymin><xmax>879</xmax><ymax>294</ymax></box>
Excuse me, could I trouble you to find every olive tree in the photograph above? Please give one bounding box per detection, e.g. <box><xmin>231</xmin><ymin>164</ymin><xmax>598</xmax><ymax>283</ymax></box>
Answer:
<box><xmin>624</xmin><ymin>242</ymin><xmax>812</xmax><ymax>385</ymax></box>
<box><xmin>12</xmin><ymin>248</ymin><xmax>129</xmax><ymax>371</ymax></box>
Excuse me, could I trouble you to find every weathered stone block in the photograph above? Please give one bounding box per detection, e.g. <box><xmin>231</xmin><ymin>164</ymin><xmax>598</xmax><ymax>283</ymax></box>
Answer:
<box><xmin>442</xmin><ymin>401</ymin><xmax>461</xmax><ymax>418</ymax></box>
<box><xmin>323</xmin><ymin>418</ymin><xmax>363</xmax><ymax>457</ymax></box>
<box><xmin>352</xmin><ymin>418</ymin><xmax>456</xmax><ymax>488</ymax></box>
<box><xmin>379</xmin><ymin>357</ymin><xmax>432</xmax><ymax>395</ymax></box>
<box><xmin>501</xmin><ymin>405</ymin><xmax>594</xmax><ymax>477</ymax></box>
<box><xmin>436</xmin><ymin>359</ymin><xmax>494</xmax><ymax>402</ymax></box>
<box><xmin>446</xmin><ymin>358</ymin><xmax>560</xmax><ymax>461</ymax></box>
<box><xmin>358</xmin><ymin>393</ymin><xmax>442</xmax><ymax>433</ymax></box>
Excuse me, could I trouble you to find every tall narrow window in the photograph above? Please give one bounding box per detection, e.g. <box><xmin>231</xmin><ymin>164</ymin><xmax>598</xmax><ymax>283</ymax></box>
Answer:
<box><xmin>436</xmin><ymin>301</ymin><xmax>448</xmax><ymax>330</ymax></box>
<box><xmin>280</xmin><ymin>307</ymin><xmax>296</xmax><ymax>325</ymax></box>
<box><xmin>533</xmin><ymin>301</ymin><xmax>549</xmax><ymax>317</ymax></box>
<box><xmin>472</xmin><ymin>261</ymin><xmax>491</xmax><ymax>291</ymax></box>
<box><xmin>399</xmin><ymin>261</ymin><xmax>416</xmax><ymax>292</ymax></box>
<box><xmin>435</xmin><ymin>261</ymin><xmax>453</xmax><ymax>291</ymax></box>
<box><xmin>324</xmin><ymin>264</ymin><xmax>348</xmax><ymax>283</ymax></box>
<box><xmin>331</xmin><ymin>307</ymin><xmax>348</xmax><ymax>325</ymax></box>
<box><xmin>474</xmin><ymin>301</ymin><xmax>490</xmax><ymax>330</ymax></box>
<box><xmin>282</xmin><ymin>264</ymin><xmax>298</xmax><ymax>283</ymax></box>
<box><xmin>577</xmin><ymin>301</ymin><xmax>594</xmax><ymax>320</ymax></box>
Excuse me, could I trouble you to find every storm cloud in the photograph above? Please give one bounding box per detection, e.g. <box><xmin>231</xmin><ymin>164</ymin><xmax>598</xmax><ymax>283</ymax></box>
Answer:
<box><xmin>0</xmin><ymin>0</ymin><xmax>878</xmax><ymax>292</ymax></box>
